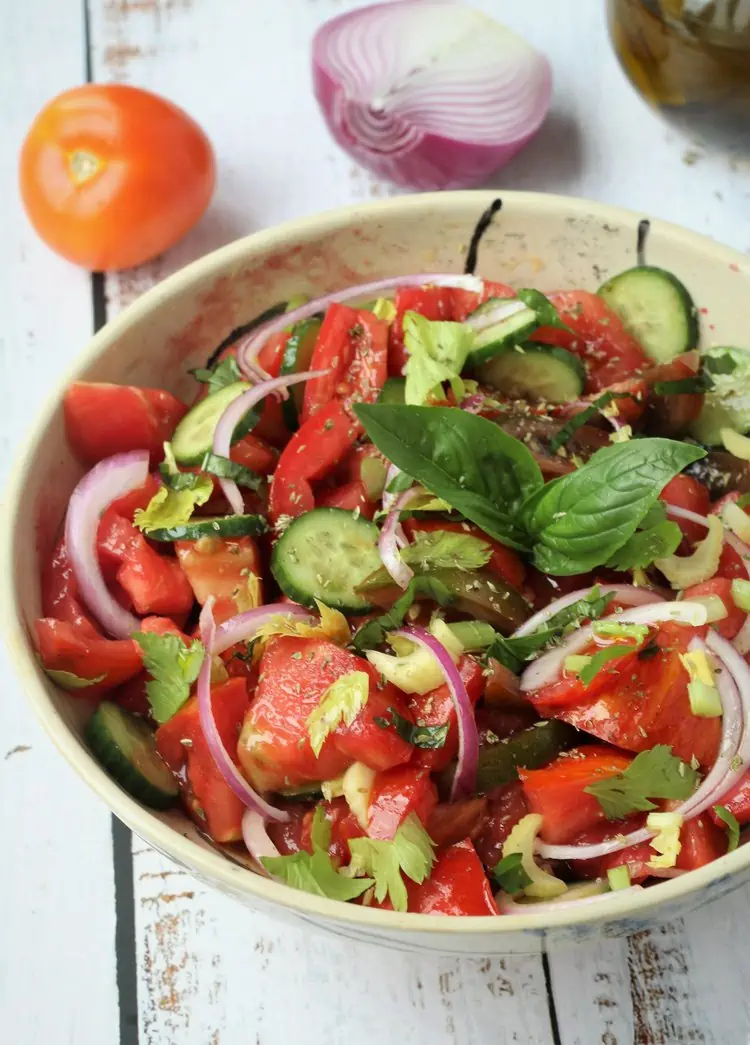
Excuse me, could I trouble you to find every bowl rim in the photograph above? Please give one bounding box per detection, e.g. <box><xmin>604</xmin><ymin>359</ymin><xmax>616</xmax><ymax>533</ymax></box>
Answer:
<box><xmin>5</xmin><ymin>188</ymin><xmax>749</xmax><ymax>936</ymax></box>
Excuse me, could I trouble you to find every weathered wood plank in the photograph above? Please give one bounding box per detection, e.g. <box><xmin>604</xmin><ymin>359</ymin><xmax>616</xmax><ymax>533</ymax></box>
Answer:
<box><xmin>0</xmin><ymin>2</ymin><xmax>120</xmax><ymax>1043</ymax></box>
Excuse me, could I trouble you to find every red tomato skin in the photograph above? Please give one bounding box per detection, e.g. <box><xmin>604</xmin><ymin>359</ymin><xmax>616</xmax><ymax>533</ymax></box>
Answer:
<box><xmin>367</xmin><ymin>766</ymin><xmax>438</xmax><ymax>840</ymax></box>
<box><xmin>684</xmin><ymin>577</ymin><xmax>745</xmax><ymax>640</ymax></box>
<box><xmin>676</xmin><ymin>815</ymin><xmax>727</xmax><ymax>870</ymax></box>
<box><xmin>35</xmin><ymin>618</ymin><xmax>143</xmax><ymax>697</ymax></box>
<box><xmin>317</xmin><ymin>479</ymin><xmax>375</xmax><ymax>518</ymax></box>
<box><xmin>401</xmin><ymin>518</ymin><xmax>525</xmax><ymax>591</ymax></box>
<box><xmin>520</xmin><ymin>745</ymin><xmax>633</xmax><ymax>845</ymax></box>
<box><xmin>302</xmin><ymin>306</ymin><xmax>387</xmax><ymax>423</ymax></box>
<box><xmin>174</xmin><ymin>536</ymin><xmax>262</xmax><ymax>610</ymax></box>
<box><xmin>64</xmin><ymin>382</ymin><xmax>187</xmax><ymax>465</ymax></box>
<box><xmin>267</xmin><ymin>806</ymin><xmax>314</xmax><ymax>857</ymax></box>
<box><xmin>269</xmin><ymin>401</ymin><xmax>360</xmax><ymax>522</ymax></box>
<box><xmin>238</xmin><ymin>637</ymin><xmax>413</xmax><ymax>792</ymax></box>
<box><xmin>407</xmin><ymin>839</ymin><xmax>499</xmax><ymax>916</ymax></box>
<box><xmin>108</xmin><ymin>476</ymin><xmax>161</xmax><ymax>522</ymax></box>
<box><xmin>388</xmin><ymin>287</ymin><xmax>455</xmax><ymax>376</ymax></box>
<box><xmin>569</xmin><ymin>818</ymin><xmax>654</xmax><ymax>882</ymax></box>
<box><xmin>660</xmin><ymin>475</ymin><xmax>711</xmax><ymax>544</ymax></box>
<box><xmin>533</xmin><ymin>290</ymin><xmax>649</xmax><ymax>392</ymax></box>
<box><xmin>709</xmin><ymin>770</ymin><xmax>750</xmax><ymax>827</ymax></box>
<box><xmin>427</xmin><ymin>797</ymin><xmax>489</xmax><ymax>849</ymax></box>
<box><xmin>408</xmin><ymin>656</ymin><xmax>485</xmax><ymax>772</ymax></box>
<box><xmin>42</xmin><ymin>537</ymin><xmax>100</xmax><ymax>636</ymax></box>
<box><xmin>474</xmin><ymin>781</ymin><xmax>529</xmax><ymax>868</ymax></box>
<box><xmin>156</xmin><ymin>678</ymin><xmax>249</xmax><ymax>843</ymax></box>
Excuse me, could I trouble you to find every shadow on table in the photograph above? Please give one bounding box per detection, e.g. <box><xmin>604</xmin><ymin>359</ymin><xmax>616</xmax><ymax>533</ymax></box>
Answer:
<box><xmin>481</xmin><ymin>110</ymin><xmax>585</xmax><ymax>196</ymax></box>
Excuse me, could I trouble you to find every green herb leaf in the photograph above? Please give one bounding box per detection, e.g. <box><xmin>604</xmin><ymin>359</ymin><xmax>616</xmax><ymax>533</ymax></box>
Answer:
<box><xmin>485</xmin><ymin>587</ymin><xmax>614</xmax><ymax>674</ymax></box>
<box><xmin>305</xmin><ymin>671</ymin><xmax>370</xmax><ymax>757</ymax></box>
<box><xmin>584</xmin><ymin>745</ymin><xmax>699</xmax><ymax>820</ymax></box>
<box><xmin>653</xmin><ymin>372</ymin><xmax>713</xmax><ymax>395</ymax></box>
<box><xmin>516</xmin><ymin>288</ymin><xmax>573</xmax><ymax>333</ymax></box>
<box><xmin>132</xmin><ymin>632</ymin><xmax>206</xmax><ymax>724</ymax></box>
<box><xmin>354</xmin><ymin>404</ymin><xmax>543</xmax><ymax>550</ymax></box>
<box><xmin>522</xmin><ymin>438</ymin><xmax>705</xmax><ymax>575</ymax></box>
<box><xmin>402</xmin><ymin>312</ymin><xmax>475</xmax><ymax>406</ymax></box>
<box><xmin>403</xmin><ymin>529</ymin><xmax>492</xmax><ymax>572</ymax></box>
<box><xmin>351</xmin><ymin>576</ymin><xmax>455</xmax><ymax>654</ymax></box>
<box><xmin>713</xmin><ymin>804</ymin><xmax>740</xmax><ymax>851</ymax></box>
<box><xmin>605</xmin><ymin>520</ymin><xmax>682</xmax><ymax>571</ymax></box>
<box><xmin>592</xmin><ymin>621</ymin><xmax>650</xmax><ymax>642</ymax></box>
<box><xmin>200</xmin><ymin>451</ymin><xmax>262</xmax><ymax>490</ymax></box>
<box><xmin>386</xmin><ymin>471</ymin><xmax>415</xmax><ymax>495</ymax></box>
<box><xmin>348</xmin><ymin>814</ymin><xmax>436</xmax><ymax>912</ymax></box>
<box><xmin>44</xmin><ymin>668</ymin><xmax>106</xmax><ymax>690</ymax></box>
<box><xmin>262</xmin><ymin>807</ymin><xmax>374</xmax><ymax>902</ymax></box>
<box><xmin>492</xmin><ymin>852</ymin><xmax>533</xmax><ymax>894</ymax></box>
<box><xmin>547</xmin><ymin>391</ymin><xmax>635</xmax><ymax>454</ymax></box>
<box><xmin>189</xmin><ymin>356</ymin><xmax>243</xmax><ymax>395</ymax></box>
<box><xmin>704</xmin><ymin>353</ymin><xmax>738</xmax><ymax>376</ymax></box>
<box><xmin>375</xmin><ymin>707</ymin><xmax>449</xmax><ymax>749</ymax></box>
<box><xmin>134</xmin><ymin>477</ymin><xmax>213</xmax><ymax>534</ymax></box>
<box><xmin>578</xmin><ymin>643</ymin><xmax>638</xmax><ymax>686</ymax></box>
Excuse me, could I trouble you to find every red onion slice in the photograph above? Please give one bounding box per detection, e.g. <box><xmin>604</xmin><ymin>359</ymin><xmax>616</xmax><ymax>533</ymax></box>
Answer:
<box><xmin>378</xmin><ymin>486</ymin><xmax>424</xmax><ymax>588</ymax></box>
<box><xmin>312</xmin><ymin>2</ymin><xmax>551</xmax><ymax>190</ymax></box>
<box><xmin>497</xmin><ymin>885</ymin><xmax>643</xmax><ymax>915</ymax></box>
<box><xmin>64</xmin><ymin>450</ymin><xmax>149</xmax><ymax>639</ymax></box>
<box><xmin>381</xmin><ymin>462</ymin><xmax>407</xmax><ymax>516</ymax></box>
<box><xmin>242</xmin><ymin>808</ymin><xmax>281</xmax><ymax>869</ymax></box>
<box><xmin>213</xmin><ymin>369</ymin><xmax>329</xmax><ymax>514</ymax></box>
<box><xmin>393</xmin><ymin>626</ymin><xmax>477</xmax><ymax>799</ymax></box>
<box><xmin>512</xmin><ymin>584</ymin><xmax>665</xmax><ymax>640</ymax></box>
<box><xmin>197</xmin><ymin>598</ymin><xmax>289</xmax><ymax>823</ymax></box>
<box><xmin>237</xmin><ymin>273</ymin><xmax>483</xmax><ymax>380</ymax></box>
<box><xmin>213</xmin><ymin>602</ymin><xmax>315</xmax><ymax>656</ymax></box>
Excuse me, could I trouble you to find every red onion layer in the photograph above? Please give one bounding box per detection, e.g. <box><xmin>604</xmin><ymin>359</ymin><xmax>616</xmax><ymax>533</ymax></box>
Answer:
<box><xmin>512</xmin><ymin>583</ymin><xmax>664</xmax><ymax>641</ymax></box>
<box><xmin>65</xmin><ymin>450</ymin><xmax>149</xmax><ymax>639</ymax></box>
<box><xmin>242</xmin><ymin>808</ymin><xmax>281</xmax><ymax>870</ymax></box>
<box><xmin>497</xmin><ymin>885</ymin><xmax>643</xmax><ymax>915</ymax></box>
<box><xmin>378</xmin><ymin>486</ymin><xmax>423</xmax><ymax>588</ymax></box>
<box><xmin>212</xmin><ymin>602</ymin><xmax>315</xmax><ymax>656</ymax></box>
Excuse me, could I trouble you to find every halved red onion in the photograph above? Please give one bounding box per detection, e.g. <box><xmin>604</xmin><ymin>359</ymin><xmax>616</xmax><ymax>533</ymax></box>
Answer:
<box><xmin>236</xmin><ymin>273</ymin><xmax>483</xmax><ymax>380</ymax></box>
<box><xmin>312</xmin><ymin>2</ymin><xmax>551</xmax><ymax>190</ymax></box>
<box><xmin>64</xmin><ymin>450</ymin><xmax>149</xmax><ymax>639</ymax></box>
<box><xmin>242</xmin><ymin>808</ymin><xmax>281</xmax><ymax>869</ymax></box>
<box><xmin>664</xmin><ymin>503</ymin><xmax>750</xmax><ymax>654</ymax></box>
<box><xmin>197</xmin><ymin>598</ymin><xmax>289</xmax><ymax>823</ymax></box>
<box><xmin>497</xmin><ymin>885</ymin><xmax>643</xmax><ymax>915</ymax></box>
<box><xmin>378</xmin><ymin>486</ymin><xmax>423</xmax><ymax>588</ymax></box>
<box><xmin>393</xmin><ymin>626</ymin><xmax>477</xmax><ymax>799</ymax></box>
<box><xmin>513</xmin><ymin>584</ymin><xmax>665</xmax><ymax>640</ymax></box>
<box><xmin>520</xmin><ymin>600</ymin><xmax>705</xmax><ymax>694</ymax></box>
<box><xmin>213</xmin><ymin>602</ymin><xmax>315</xmax><ymax>656</ymax></box>
<box><xmin>213</xmin><ymin>369</ymin><xmax>329</xmax><ymax>514</ymax></box>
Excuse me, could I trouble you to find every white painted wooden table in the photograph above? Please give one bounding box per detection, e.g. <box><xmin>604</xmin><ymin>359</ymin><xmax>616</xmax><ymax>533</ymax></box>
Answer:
<box><xmin>2</xmin><ymin>2</ymin><xmax>750</xmax><ymax>1042</ymax></box>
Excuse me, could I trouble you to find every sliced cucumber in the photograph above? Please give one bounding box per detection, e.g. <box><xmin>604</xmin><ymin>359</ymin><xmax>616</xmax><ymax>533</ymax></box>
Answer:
<box><xmin>172</xmin><ymin>382</ymin><xmax>254</xmax><ymax>465</ymax></box>
<box><xmin>85</xmin><ymin>702</ymin><xmax>178</xmax><ymax>810</ymax></box>
<box><xmin>280</xmin><ymin>318</ymin><xmax>322</xmax><ymax>430</ymax></box>
<box><xmin>690</xmin><ymin>345</ymin><xmax>750</xmax><ymax>445</ymax></box>
<box><xmin>467</xmin><ymin>298</ymin><xmax>539</xmax><ymax>366</ymax></box>
<box><xmin>271</xmin><ymin>507</ymin><xmax>382</xmax><ymax>613</ymax></box>
<box><xmin>478</xmin><ymin>344</ymin><xmax>585</xmax><ymax>403</ymax></box>
<box><xmin>378</xmin><ymin>377</ymin><xmax>406</xmax><ymax>405</ymax></box>
<box><xmin>148</xmin><ymin>514</ymin><xmax>268</xmax><ymax>542</ymax></box>
<box><xmin>598</xmin><ymin>265</ymin><xmax>699</xmax><ymax>363</ymax></box>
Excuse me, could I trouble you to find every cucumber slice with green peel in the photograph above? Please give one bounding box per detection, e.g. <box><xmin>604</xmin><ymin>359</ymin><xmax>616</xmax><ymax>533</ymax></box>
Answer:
<box><xmin>85</xmin><ymin>702</ymin><xmax>178</xmax><ymax>810</ymax></box>
<box><xmin>598</xmin><ymin>265</ymin><xmax>699</xmax><ymax>363</ymax></box>
<box><xmin>377</xmin><ymin>377</ymin><xmax>406</xmax><ymax>405</ymax></box>
<box><xmin>466</xmin><ymin>298</ymin><xmax>539</xmax><ymax>366</ymax></box>
<box><xmin>478</xmin><ymin>344</ymin><xmax>585</xmax><ymax>403</ymax></box>
<box><xmin>280</xmin><ymin>318</ymin><xmax>322</xmax><ymax>430</ymax></box>
<box><xmin>271</xmin><ymin>507</ymin><xmax>382</xmax><ymax>613</ymax></box>
<box><xmin>690</xmin><ymin>345</ymin><xmax>750</xmax><ymax>445</ymax></box>
<box><xmin>148</xmin><ymin>514</ymin><xmax>268</xmax><ymax>542</ymax></box>
<box><xmin>172</xmin><ymin>382</ymin><xmax>255</xmax><ymax>465</ymax></box>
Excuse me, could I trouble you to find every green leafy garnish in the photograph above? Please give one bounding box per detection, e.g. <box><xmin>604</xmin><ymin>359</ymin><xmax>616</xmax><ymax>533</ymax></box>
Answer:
<box><xmin>403</xmin><ymin>529</ymin><xmax>492</xmax><ymax>572</ymax></box>
<box><xmin>386</xmin><ymin>471</ymin><xmax>415</xmax><ymax>495</ymax></box>
<box><xmin>351</xmin><ymin>576</ymin><xmax>455</xmax><ymax>654</ymax></box>
<box><xmin>375</xmin><ymin>707</ymin><xmax>448</xmax><ymax>749</ymax></box>
<box><xmin>577</xmin><ymin>643</ymin><xmax>639</xmax><ymax>686</ymax></box>
<box><xmin>371</xmin><ymin>298</ymin><xmax>397</xmax><ymax>323</ymax></box>
<box><xmin>44</xmin><ymin>669</ymin><xmax>106</xmax><ymax>690</ymax></box>
<box><xmin>606</xmin><ymin>520</ymin><xmax>682</xmax><ymax>571</ymax></box>
<box><xmin>547</xmin><ymin>391</ymin><xmax>635</xmax><ymax>454</ymax></box>
<box><xmin>200</xmin><ymin>451</ymin><xmax>261</xmax><ymax>490</ymax></box>
<box><xmin>492</xmin><ymin>851</ymin><xmax>533</xmax><ymax>894</ymax></box>
<box><xmin>348</xmin><ymin>813</ymin><xmax>436</xmax><ymax>912</ymax></box>
<box><xmin>305</xmin><ymin>671</ymin><xmax>370</xmax><ymax>757</ymax></box>
<box><xmin>516</xmin><ymin>288</ymin><xmax>573</xmax><ymax>333</ymax></box>
<box><xmin>261</xmin><ymin>807</ymin><xmax>374</xmax><ymax>901</ymax></box>
<box><xmin>402</xmin><ymin>312</ymin><xmax>475</xmax><ymax>406</ymax></box>
<box><xmin>592</xmin><ymin>621</ymin><xmax>649</xmax><ymax>642</ymax></box>
<box><xmin>704</xmin><ymin>353</ymin><xmax>737</xmax><ymax>376</ymax></box>
<box><xmin>584</xmin><ymin>745</ymin><xmax>699</xmax><ymax>820</ymax></box>
<box><xmin>134</xmin><ymin>477</ymin><xmax>213</xmax><ymax>534</ymax></box>
<box><xmin>132</xmin><ymin>632</ymin><xmax>205</xmax><ymax>724</ymax></box>
<box><xmin>713</xmin><ymin>805</ymin><xmax>740</xmax><ymax>852</ymax></box>
<box><xmin>189</xmin><ymin>355</ymin><xmax>243</xmax><ymax>395</ymax></box>
<box><xmin>653</xmin><ymin>372</ymin><xmax>713</xmax><ymax>396</ymax></box>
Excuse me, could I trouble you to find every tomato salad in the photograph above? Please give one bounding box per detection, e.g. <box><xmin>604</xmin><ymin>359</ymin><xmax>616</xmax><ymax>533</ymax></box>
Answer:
<box><xmin>39</xmin><ymin>255</ymin><xmax>750</xmax><ymax>918</ymax></box>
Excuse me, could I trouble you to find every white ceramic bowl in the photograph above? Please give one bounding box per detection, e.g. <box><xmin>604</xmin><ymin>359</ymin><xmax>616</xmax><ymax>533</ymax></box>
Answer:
<box><xmin>5</xmin><ymin>191</ymin><xmax>750</xmax><ymax>955</ymax></box>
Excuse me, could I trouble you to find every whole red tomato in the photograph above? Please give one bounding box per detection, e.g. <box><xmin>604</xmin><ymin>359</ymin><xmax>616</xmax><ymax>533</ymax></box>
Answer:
<box><xmin>19</xmin><ymin>84</ymin><xmax>215</xmax><ymax>271</ymax></box>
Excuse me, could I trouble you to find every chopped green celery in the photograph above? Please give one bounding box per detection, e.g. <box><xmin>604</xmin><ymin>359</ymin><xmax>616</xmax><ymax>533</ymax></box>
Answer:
<box><xmin>607</xmin><ymin>865</ymin><xmax>632</xmax><ymax>891</ymax></box>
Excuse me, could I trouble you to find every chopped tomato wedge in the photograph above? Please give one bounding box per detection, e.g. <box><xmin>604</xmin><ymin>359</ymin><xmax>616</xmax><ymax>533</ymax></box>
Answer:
<box><xmin>643</xmin><ymin>357</ymin><xmax>705</xmax><ymax>436</ymax></box>
<box><xmin>532</xmin><ymin>290</ymin><xmax>650</xmax><ymax>392</ymax></box>
<box><xmin>474</xmin><ymin>781</ymin><xmax>529</xmax><ymax>868</ymax></box>
<box><xmin>35</xmin><ymin>618</ymin><xmax>143</xmax><ymax>697</ymax></box>
<box><xmin>266</xmin><ymin>805</ymin><xmax>314</xmax><ymax>856</ymax></box>
<box><xmin>407</xmin><ymin>839</ymin><xmax>498</xmax><ymax>916</ymax></box>
<box><xmin>684</xmin><ymin>577</ymin><xmax>745</xmax><ymax>640</ymax></box>
<box><xmin>108</xmin><ymin>475</ymin><xmax>161</xmax><ymax>521</ymax></box>
<box><xmin>528</xmin><ymin>622</ymin><xmax>720</xmax><ymax>768</ymax></box>
<box><xmin>317</xmin><ymin>479</ymin><xmax>375</xmax><ymax>518</ymax></box>
<box><xmin>569</xmin><ymin>817</ymin><xmax>654</xmax><ymax>882</ymax></box>
<box><xmin>237</xmin><ymin>637</ymin><xmax>413</xmax><ymax>792</ymax></box>
<box><xmin>42</xmin><ymin>537</ymin><xmax>100</xmax><ymax>636</ymax></box>
<box><xmin>64</xmin><ymin>381</ymin><xmax>187</xmax><ymax>464</ymax></box>
<box><xmin>388</xmin><ymin>287</ymin><xmax>456</xmax><ymax>376</ymax></box>
<box><xmin>407</xmin><ymin>656</ymin><xmax>485</xmax><ymax>772</ymax></box>
<box><xmin>156</xmin><ymin>678</ymin><xmax>250</xmax><ymax>843</ymax></box>
<box><xmin>519</xmin><ymin>745</ymin><xmax>633</xmax><ymax>845</ymax></box>
<box><xmin>401</xmin><ymin>518</ymin><xmax>525</xmax><ymax>591</ymax></box>
<box><xmin>660</xmin><ymin>474</ymin><xmax>711</xmax><ymax>544</ymax></box>
<box><xmin>450</xmin><ymin>280</ymin><xmax>516</xmax><ymax>322</ymax></box>
<box><xmin>175</xmin><ymin>535</ymin><xmax>262</xmax><ymax>623</ymax></box>
<box><xmin>302</xmin><ymin>305</ymin><xmax>387</xmax><ymax>423</ymax></box>
<box><xmin>427</xmin><ymin>797</ymin><xmax>488</xmax><ymax>849</ymax></box>
<box><xmin>676</xmin><ymin>814</ymin><xmax>727</xmax><ymax>870</ymax></box>
<box><xmin>367</xmin><ymin>766</ymin><xmax>438</xmax><ymax>840</ymax></box>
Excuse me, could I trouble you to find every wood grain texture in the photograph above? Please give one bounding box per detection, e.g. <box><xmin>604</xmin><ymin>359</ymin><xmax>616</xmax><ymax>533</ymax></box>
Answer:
<box><xmin>5</xmin><ymin>0</ymin><xmax>750</xmax><ymax>1042</ymax></box>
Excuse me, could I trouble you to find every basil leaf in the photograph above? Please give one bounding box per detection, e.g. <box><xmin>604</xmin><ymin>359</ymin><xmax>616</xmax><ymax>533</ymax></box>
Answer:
<box><xmin>605</xmin><ymin>519</ymin><xmax>682</xmax><ymax>571</ymax></box>
<box><xmin>492</xmin><ymin>852</ymin><xmax>532</xmax><ymax>893</ymax></box>
<box><xmin>161</xmin><ymin>469</ymin><xmax>207</xmax><ymax>492</ymax></box>
<box><xmin>375</xmin><ymin>707</ymin><xmax>449</xmax><ymax>749</ymax></box>
<box><xmin>189</xmin><ymin>356</ymin><xmax>243</xmax><ymax>395</ymax></box>
<box><xmin>351</xmin><ymin>576</ymin><xmax>454</xmax><ymax>654</ymax></box>
<box><xmin>516</xmin><ymin>288</ymin><xmax>573</xmax><ymax>333</ymax></box>
<box><xmin>578</xmin><ymin>643</ymin><xmax>637</xmax><ymax>686</ymax></box>
<box><xmin>354</xmin><ymin>404</ymin><xmax>543</xmax><ymax>550</ymax></box>
<box><xmin>521</xmin><ymin>438</ymin><xmax>705</xmax><ymax>575</ymax></box>
<box><xmin>386</xmin><ymin>471</ymin><xmax>414</xmax><ymax>495</ymax></box>
<box><xmin>704</xmin><ymin>353</ymin><xmax>737</xmax><ymax>376</ymax></box>
<box><xmin>653</xmin><ymin>372</ymin><xmax>713</xmax><ymax>395</ymax></box>
<box><xmin>713</xmin><ymin>805</ymin><xmax>740</xmax><ymax>851</ymax></box>
<box><xmin>200</xmin><ymin>452</ymin><xmax>262</xmax><ymax>491</ymax></box>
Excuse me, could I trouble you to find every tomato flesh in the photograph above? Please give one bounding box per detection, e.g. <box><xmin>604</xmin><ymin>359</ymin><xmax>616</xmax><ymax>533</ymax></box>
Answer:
<box><xmin>407</xmin><ymin>839</ymin><xmax>499</xmax><ymax>916</ymax></box>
